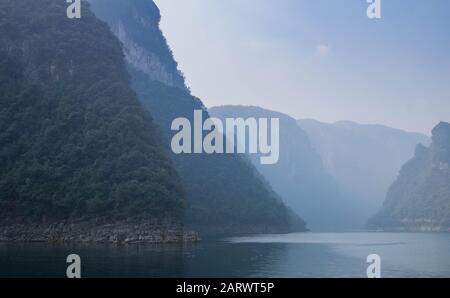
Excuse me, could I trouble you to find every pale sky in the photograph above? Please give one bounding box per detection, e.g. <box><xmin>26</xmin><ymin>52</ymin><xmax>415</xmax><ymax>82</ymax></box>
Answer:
<box><xmin>154</xmin><ymin>0</ymin><xmax>450</xmax><ymax>134</ymax></box>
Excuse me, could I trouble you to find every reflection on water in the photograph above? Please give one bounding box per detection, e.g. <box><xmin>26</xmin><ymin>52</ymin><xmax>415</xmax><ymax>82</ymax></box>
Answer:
<box><xmin>227</xmin><ymin>232</ymin><xmax>450</xmax><ymax>277</ymax></box>
<box><xmin>0</xmin><ymin>232</ymin><xmax>449</xmax><ymax>277</ymax></box>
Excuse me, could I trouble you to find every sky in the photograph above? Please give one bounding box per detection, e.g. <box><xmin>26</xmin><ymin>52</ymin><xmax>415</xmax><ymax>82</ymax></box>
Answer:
<box><xmin>154</xmin><ymin>0</ymin><xmax>450</xmax><ymax>135</ymax></box>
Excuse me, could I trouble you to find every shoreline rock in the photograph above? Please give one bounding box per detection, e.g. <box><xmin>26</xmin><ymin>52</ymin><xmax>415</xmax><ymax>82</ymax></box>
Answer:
<box><xmin>0</xmin><ymin>221</ymin><xmax>200</xmax><ymax>244</ymax></box>
<box><xmin>369</xmin><ymin>218</ymin><xmax>450</xmax><ymax>233</ymax></box>
<box><xmin>377</xmin><ymin>226</ymin><xmax>450</xmax><ymax>233</ymax></box>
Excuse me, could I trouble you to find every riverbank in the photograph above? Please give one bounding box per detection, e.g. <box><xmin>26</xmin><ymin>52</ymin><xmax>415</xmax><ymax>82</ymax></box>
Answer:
<box><xmin>0</xmin><ymin>221</ymin><xmax>199</xmax><ymax>244</ymax></box>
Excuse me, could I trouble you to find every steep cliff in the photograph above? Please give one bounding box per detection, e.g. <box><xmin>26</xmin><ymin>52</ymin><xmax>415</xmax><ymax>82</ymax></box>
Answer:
<box><xmin>88</xmin><ymin>0</ymin><xmax>186</xmax><ymax>89</ymax></box>
<box><xmin>369</xmin><ymin>122</ymin><xmax>450</xmax><ymax>231</ymax></box>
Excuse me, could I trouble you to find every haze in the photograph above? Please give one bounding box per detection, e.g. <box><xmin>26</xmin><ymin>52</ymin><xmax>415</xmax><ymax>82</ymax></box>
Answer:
<box><xmin>155</xmin><ymin>0</ymin><xmax>450</xmax><ymax>134</ymax></box>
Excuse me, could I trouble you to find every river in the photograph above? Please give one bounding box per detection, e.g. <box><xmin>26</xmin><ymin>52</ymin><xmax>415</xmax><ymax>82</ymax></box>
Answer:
<box><xmin>1</xmin><ymin>232</ymin><xmax>449</xmax><ymax>277</ymax></box>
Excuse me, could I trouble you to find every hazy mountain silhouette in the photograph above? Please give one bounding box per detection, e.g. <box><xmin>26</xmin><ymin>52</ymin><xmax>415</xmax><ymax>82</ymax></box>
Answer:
<box><xmin>298</xmin><ymin>119</ymin><xmax>430</xmax><ymax>227</ymax></box>
<box><xmin>210</xmin><ymin>106</ymin><xmax>355</xmax><ymax>231</ymax></box>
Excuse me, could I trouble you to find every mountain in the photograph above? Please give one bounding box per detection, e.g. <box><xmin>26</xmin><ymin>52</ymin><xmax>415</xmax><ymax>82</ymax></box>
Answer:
<box><xmin>0</xmin><ymin>0</ymin><xmax>195</xmax><ymax>242</ymax></box>
<box><xmin>209</xmin><ymin>106</ymin><xmax>354</xmax><ymax>231</ymax></box>
<box><xmin>87</xmin><ymin>0</ymin><xmax>186</xmax><ymax>90</ymax></box>
<box><xmin>88</xmin><ymin>0</ymin><xmax>306</xmax><ymax>235</ymax></box>
<box><xmin>298</xmin><ymin>119</ymin><xmax>430</xmax><ymax>227</ymax></box>
<box><xmin>369</xmin><ymin>122</ymin><xmax>450</xmax><ymax>231</ymax></box>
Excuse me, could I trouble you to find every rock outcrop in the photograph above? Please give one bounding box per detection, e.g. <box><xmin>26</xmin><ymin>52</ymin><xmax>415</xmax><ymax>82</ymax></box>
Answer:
<box><xmin>369</xmin><ymin>122</ymin><xmax>450</xmax><ymax>232</ymax></box>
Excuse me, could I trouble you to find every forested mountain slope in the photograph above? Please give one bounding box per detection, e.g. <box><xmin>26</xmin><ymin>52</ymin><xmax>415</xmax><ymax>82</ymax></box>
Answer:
<box><xmin>0</xmin><ymin>0</ymin><xmax>191</xmax><ymax>242</ymax></box>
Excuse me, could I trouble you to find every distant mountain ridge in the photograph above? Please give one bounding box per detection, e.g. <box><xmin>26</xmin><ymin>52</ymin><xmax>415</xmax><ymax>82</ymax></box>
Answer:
<box><xmin>369</xmin><ymin>122</ymin><xmax>450</xmax><ymax>231</ymax></box>
<box><xmin>210</xmin><ymin>105</ymin><xmax>354</xmax><ymax>231</ymax></box>
<box><xmin>298</xmin><ymin>119</ymin><xmax>430</xmax><ymax>227</ymax></box>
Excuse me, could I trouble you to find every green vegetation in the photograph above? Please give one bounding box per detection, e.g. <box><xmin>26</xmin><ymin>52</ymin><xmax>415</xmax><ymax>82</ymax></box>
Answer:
<box><xmin>0</xmin><ymin>0</ymin><xmax>186</xmax><ymax>223</ymax></box>
<box><xmin>0</xmin><ymin>0</ymin><xmax>305</xmax><ymax>235</ymax></box>
<box><xmin>369</xmin><ymin>122</ymin><xmax>450</xmax><ymax>230</ymax></box>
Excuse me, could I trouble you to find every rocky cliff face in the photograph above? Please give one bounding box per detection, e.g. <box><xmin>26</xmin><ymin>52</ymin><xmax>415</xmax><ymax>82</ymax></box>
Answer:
<box><xmin>369</xmin><ymin>122</ymin><xmax>450</xmax><ymax>232</ymax></box>
<box><xmin>88</xmin><ymin>0</ymin><xmax>186</xmax><ymax>89</ymax></box>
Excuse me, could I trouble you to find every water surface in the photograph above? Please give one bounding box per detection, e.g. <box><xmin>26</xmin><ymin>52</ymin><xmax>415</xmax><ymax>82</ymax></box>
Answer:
<box><xmin>0</xmin><ymin>232</ymin><xmax>449</xmax><ymax>277</ymax></box>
